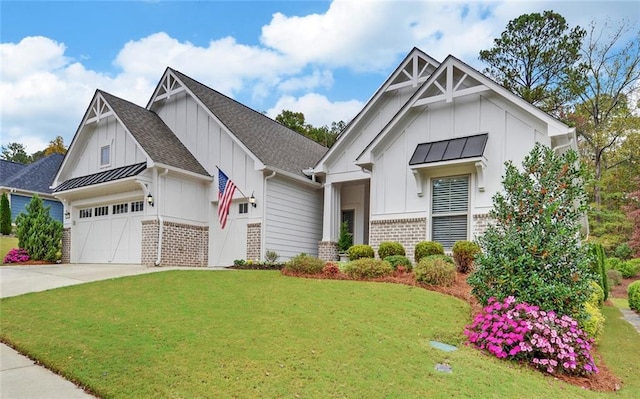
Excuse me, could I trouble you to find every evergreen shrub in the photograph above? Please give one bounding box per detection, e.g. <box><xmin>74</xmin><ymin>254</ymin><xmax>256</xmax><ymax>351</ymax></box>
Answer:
<box><xmin>587</xmin><ymin>243</ymin><xmax>609</xmax><ymax>300</ymax></box>
<box><xmin>414</xmin><ymin>241</ymin><xmax>444</xmax><ymax>263</ymax></box>
<box><xmin>587</xmin><ymin>281</ymin><xmax>604</xmax><ymax>309</ymax></box>
<box><xmin>0</xmin><ymin>193</ymin><xmax>11</xmax><ymax>235</ymax></box>
<box><xmin>377</xmin><ymin>241</ymin><xmax>405</xmax><ymax>259</ymax></box>
<box><xmin>628</xmin><ymin>281</ymin><xmax>640</xmax><ymax>312</ymax></box>
<box><xmin>581</xmin><ymin>302</ymin><xmax>605</xmax><ymax>343</ymax></box>
<box><xmin>284</xmin><ymin>253</ymin><xmax>324</xmax><ymax>274</ymax></box>
<box><xmin>383</xmin><ymin>255</ymin><xmax>412</xmax><ymax>271</ymax></box>
<box><xmin>467</xmin><ymin>144</ymin><xmax>594</xmax><ymax>319</ymax></box>
<box><xmin>343</xmin><ymin>258</ymin><xmax>392</xmax><ymax>279</ymax></box>
<box><xmin>348</xmin><ymin>244</ymin><xmax>374</xmax><ymax>260</ymax></box>
<box><xmin>15</xmin><ymin>195</ymin><xmax>62</xmax><ymax>262</ymax></box>
<box><xmin>414</xmin><ymin>257</ymin><xmax>456</xmax><ymax>286</ymax></box>
<box><xmin>606</xmin><ymin>269</ymin><xmax>623</xmax><ymax>286</ymax></box>
<box><xmin>452</xmin><ymin>240</ymin><xmax>481</xmax><ymax>273</ymax></box>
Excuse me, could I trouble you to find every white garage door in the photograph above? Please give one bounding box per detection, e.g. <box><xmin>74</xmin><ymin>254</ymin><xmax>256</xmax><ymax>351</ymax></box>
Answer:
<box><xmin>74</xmin><ymin>200</ymin><xmax>144</xmax><ymax>264</ymax></box>
<box><xmin>210</xmin><ymin>201</ymin><xmax>248</xmax><ymax>266</ymax></box>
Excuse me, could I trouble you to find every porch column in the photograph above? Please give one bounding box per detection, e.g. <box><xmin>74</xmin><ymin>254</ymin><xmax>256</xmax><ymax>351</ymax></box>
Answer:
<box><xmin>322</xmin><ymin>182</ymin><xmax>341</xmax><ymax>242</ymax></box>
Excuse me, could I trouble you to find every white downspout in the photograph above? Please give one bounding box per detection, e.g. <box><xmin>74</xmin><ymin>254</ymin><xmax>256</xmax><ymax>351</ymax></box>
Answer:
<box><xmin>261</xmin><ymin>171</ymin><xmax>277</xmax><ymax>261</ymax></box>
<box><xmin>155</xmin><ymin>168</ymin><xmax>169</xmax><ymax>266</ymax></box>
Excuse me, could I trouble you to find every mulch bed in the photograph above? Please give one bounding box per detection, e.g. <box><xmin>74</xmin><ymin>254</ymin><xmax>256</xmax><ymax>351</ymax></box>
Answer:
<box><xmin>2</xmin><ymin>260</ymin><xmax>57</xmax><ymax>266</ymax></box>
<box><xmin>281</xmin><ymin>268</ymin><xmax>625</xmax><ymax>392</ymax></box>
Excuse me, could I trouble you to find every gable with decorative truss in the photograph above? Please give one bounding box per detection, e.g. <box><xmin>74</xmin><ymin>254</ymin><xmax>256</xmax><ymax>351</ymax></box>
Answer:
<box><xmin>85</xmin><ymin>93</ymin><xmax>114</xmax><ymax>125</ymax></box>
<box><xmin>149</xmin><ymin>70</ymin><xmax>186</xmax><ymax>106</ymax></box>
<box><xmin>413</xmin><ymin>57</ymin><xmax>489</xmax><ymax>107</ymax></box>
<box><xmin>386</xmin><ymin>50</ymin><xmax>440</xmax><ymax>92</ymax></box>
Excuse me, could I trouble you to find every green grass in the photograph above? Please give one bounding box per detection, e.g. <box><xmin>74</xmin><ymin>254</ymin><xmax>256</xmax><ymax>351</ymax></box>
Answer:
<box><xmin>0</xmin><ymin>235</ymin><xmax>19</xmax><ymax>262</ymax></box>
<box><xmin>1</xmin><ymin>271</ymin><xmax>639</xmax><ymax>398</ymax></box>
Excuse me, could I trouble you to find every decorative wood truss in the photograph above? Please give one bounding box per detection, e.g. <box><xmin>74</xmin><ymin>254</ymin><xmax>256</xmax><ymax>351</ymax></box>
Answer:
<box><xmin>152</xmin><ymin>72</ymin><xmax>185</xmax><ymax>103</ymax></box>
<box><xmin>386</xmin><ymin>52</ymin><xmax>438</xmax><ymax>92</ymax></box>
<box><xmin>413</xmin><ymin>62</ymin><xmax>489</xmax><ymax>107</ymax></box>
<box><xmin>85</xmin><ymin>94</ymin><xmax>113</xmax><ymax>125</ymax></box>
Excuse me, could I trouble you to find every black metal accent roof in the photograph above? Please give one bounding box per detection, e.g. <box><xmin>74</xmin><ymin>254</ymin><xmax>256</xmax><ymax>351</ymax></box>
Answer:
<box><xmin>409</xmin><ymin>133</ymin><xmax>488</xmax><ymax>166</ymax></box>
<box><xmin>53</xmin><ymin>162</ymin><xmax>147</xmax><ymax>192</ymax></box>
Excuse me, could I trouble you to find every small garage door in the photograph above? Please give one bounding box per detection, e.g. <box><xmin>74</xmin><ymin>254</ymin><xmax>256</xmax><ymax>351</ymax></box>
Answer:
<box><xmin>74</xmin><ymin>200</ymin><xmax>144</xmax><ymax>264</ymax></box>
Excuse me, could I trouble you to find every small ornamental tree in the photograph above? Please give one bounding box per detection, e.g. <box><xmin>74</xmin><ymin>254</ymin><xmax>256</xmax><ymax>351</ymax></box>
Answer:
<box><xmin>0</xmin><ymin>192</ymin><xmax>11</xmax><ymax>235</ymax></box>
<box><xmin>15</xmin><ymin>194</ymin><xmax>63</xmax><ymax>262</ymax></box>
<box><xmin>624</xmin><ymin>178</ymin><xmax>640</xmax><ymax>257</ymax></box>
<box><xmin>468</xmin><ymin>143</ymin><xmax>594</xmax><ymax>319</ymax></box>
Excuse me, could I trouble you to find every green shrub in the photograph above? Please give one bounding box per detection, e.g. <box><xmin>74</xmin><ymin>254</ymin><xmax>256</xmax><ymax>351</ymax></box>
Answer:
<box><xmin>587</xmin><ymin>243</ymin><xmax>609</xmax><ymax>301</ymax></box>
<box><xmin>0</xmin><ymin>193</ymin><xmax>11</xmax><ymax>235</ymax></box>
<box><xmin>452</xmin><ymin>240</ymin><xmax>481</xmax><ymax>273</ymax></box>
<box><xmin>337</xmin><ymin>221</ymin><xmax>353</xmax><ymax>253</ymax></box>
<box><xmin>607</xmin><ymin>257</ymin><xmax>640</xmax><ymax>278</ymax></box>
<box><xmin>284</xmin><ymin>253</ymin><xmax>324</xmax><ymax>274</ymax></box>
<box><xmin>588</xmin><ymin>281</ymin><xmax>604</xmax><ymax>309</ymax></box>
<box><xmin>629</xmin><ymin>281</ymin><xmax>640</xmax><ymax>312</ymax></box>
<box><xmin>264</xmin><ymin>250</ymin><xmax>279</xmax><ymax>263</ymax></box>
<box><xmin>606</xmin><ymin>269</ymin><xmax>623</xmax><ymax>286</ymax></box>
<box><xmin>414</xmin><ymin>257</ymin><xmax>456</xmax><ymax>286</ymax></box>
<box><xmin>377</xmin><ymin>241</ymin><xmax>405</xmax><ymax>259</ymax></box>
<box><xmin>605</xmin><ymin>257</ymin><xmax>623</xmax><ymax>270</ymax></box>
<box><xmin>15</xmin><ymin>194</ymin><xmax>62</xmax><ymax>262</ymax></box>
<box><xmin>348</xmin><ymin>244</ymin><xmax>374</xmax><ymax>261</ymax></box>
<box><xmin>467</xmin><ymin>143</ymin><xmax>594</xmax><ymax>319</ymax></box>
<box><xmin>343</xmin><ymin>258</ymin><xmax>393</xmax><ymax>279</ymax></box>
<box><xmin>614</xmin><ymin>243</ymin><xmax>633</xmax><ymax>260</ymax></box>
<box><xmin>423</xmin><ymin>254</ymin><xmax>454</xmax><ymax>264</ymax></box>
<box><xmin>580</xmin><ymin>302</ymin><xmax>605</xmax><ymax>343</ymax></box>
<box><xmin>383</xmin><ymin>255</ymin><xmax>412</xmax><ymax>271</ymax></box>
<box><xmin>414</xmin><ymin>241</ymin><xmax>444</xmax><ymax>262</ymax></box>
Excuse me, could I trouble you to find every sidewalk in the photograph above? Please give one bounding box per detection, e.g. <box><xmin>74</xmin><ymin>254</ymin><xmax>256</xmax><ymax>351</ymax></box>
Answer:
<box><xmin>0</xmin><ymin>263</ymin><xmax>225</xmax><ymax>398</ymax></box>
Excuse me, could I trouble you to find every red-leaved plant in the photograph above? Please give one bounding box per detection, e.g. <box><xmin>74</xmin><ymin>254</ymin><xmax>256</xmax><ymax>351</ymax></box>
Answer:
<box><xmin>3</xmin><ymin>248</ymin><xmax>30</xmax><ymax>264</ymax></box>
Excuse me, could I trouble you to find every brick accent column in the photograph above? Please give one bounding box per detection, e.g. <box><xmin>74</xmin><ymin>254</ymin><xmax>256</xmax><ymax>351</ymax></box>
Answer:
<box><xmin>318</xmin><ymin>241</ymin><xmax>339</xmax><ymax>261</ymax></box>
<box><xmin>247</xmin><ymin>223</ymin><xmax>261</xmax><ymax>261</ymax></box>
<box><xmin>160</xmin><ymin>222</ymin><xmax>209</xmax><ymax>267</ymax></box>
<box><xmin>141</xmin><ymin>220</ymin><xmax>159</xmax><ymax>266</ymax></box>
<box><xmin>61</xmin><ymin>228</ymin><xmax>71</xmax><ymax>263</ymax></box>
<box><xmin>472</xmin><ymin>213</ymin><xmax>492</xmax><ymax>239</ymax></box>
<box><xmin>369</xmin><ymin>218</ymin><xmax>427</xmax><ymax>262</ymax></box>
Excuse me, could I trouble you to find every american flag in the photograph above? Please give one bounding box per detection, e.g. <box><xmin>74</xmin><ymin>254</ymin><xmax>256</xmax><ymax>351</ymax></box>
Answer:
<box><xmin>218</xmin><ymin>169</ymin><xmax>237</xmax><ymax>229</ymax></box>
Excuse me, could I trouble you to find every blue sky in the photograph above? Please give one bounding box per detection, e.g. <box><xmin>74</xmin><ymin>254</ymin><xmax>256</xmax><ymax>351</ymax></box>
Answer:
<box><xmin>1</xmin><ymin>0</ymin><xmax>638</xmax><ymax>154</ymax></box>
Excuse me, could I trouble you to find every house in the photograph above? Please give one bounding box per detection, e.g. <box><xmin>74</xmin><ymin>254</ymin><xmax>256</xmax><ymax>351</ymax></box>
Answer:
<box><xmin>53</xmin><ymin>47</ymin><xmax>578</xmax><ymax>267</ymax></box>
<box><xmin>0</xmin><ymin>153</ymin><xmax>65</xmax><ymax>223</ymax></box>
<box><xmin>312</xmin><ymin>48</ymin><xmax>578</xmax><ymax>262</ymax></box>
<box><xmin>52</xmin><ymin>69</ymin><xmax>327</xmax><ymax>266</ymax></box>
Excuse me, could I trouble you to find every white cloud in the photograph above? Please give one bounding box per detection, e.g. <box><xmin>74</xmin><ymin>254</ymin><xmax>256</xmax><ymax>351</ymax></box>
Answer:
<box><xmin>267</xmin><ymin>93</ymin><xmax>363</xmax><ymax>127</ymax></box>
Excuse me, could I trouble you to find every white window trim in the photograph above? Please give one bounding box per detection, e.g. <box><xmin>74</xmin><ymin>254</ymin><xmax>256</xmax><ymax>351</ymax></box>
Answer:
<box><xmin>100</xmin><ymin>145</ymin><xmax>111</xmax><ymax>168</ymax></box>
<box><xmin>429</xmin><ymin>174</ymin><xmax>471</xmax><ymax>249</ymax></box>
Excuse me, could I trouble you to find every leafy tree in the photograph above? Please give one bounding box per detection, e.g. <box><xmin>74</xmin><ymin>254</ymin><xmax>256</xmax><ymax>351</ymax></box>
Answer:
<box><xmin>15</xmin><ymin>194</ymin><xmax>62</xmax><ymax>262</ymax></box>
<box><xmin>276</xmin><ymin>110</ymin><xmax>307</xmax><ymax>134</ymax></box>
<box><xmin>1</xmin><ymin>142</ymin><xmax>31</xmax><ymax>164</ymax></box>
<box><xmin>569</xmin><ymin>20</ymin><xmax>640</xmax><ymax>218</ymax></box>
<box><xmin>44</xmin><ymin>135</ymin><xmax>67</xmax><ymax>156</ymax></box>
<box><xmin>0</xmin><ymin>193</ymin><xmax>11</xmax><ymax>235</ymax></box>
<box><xmin>275</xmin><ymin>109</ymin><xmax>344</xmax><ymax>147</ymax></box>
<box><xmin>468</xmin><ymin>143</ymin><xmax>594</xmax><ymax>319</ymax></box>
<box><xmin>625</xmin><ymin>179</ymin><xmax>640</xmax><ymax>257</ymax></box>
<box><xmin>479</xmin><ymin>10</ymin><xmax>585</xmax><ymax>116</ymax></box>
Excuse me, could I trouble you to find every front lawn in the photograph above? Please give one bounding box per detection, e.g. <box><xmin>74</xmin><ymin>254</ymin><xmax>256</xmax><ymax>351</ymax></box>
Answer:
<box><xmin>1</xmin><ymin>270</ymin><xmax>638</xmax><ymax>398</ymax></box>
<box><xmin>0</xmin><ymin>235</ymin><xmax>18</xmax><ymax>262</ymax></box>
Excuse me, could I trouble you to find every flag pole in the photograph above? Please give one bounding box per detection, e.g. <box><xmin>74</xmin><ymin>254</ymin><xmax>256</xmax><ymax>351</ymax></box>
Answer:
<box><xmin>216</xmin><ymin>165</ymin><xmax>249</xmax><ymax>199</ymax></box>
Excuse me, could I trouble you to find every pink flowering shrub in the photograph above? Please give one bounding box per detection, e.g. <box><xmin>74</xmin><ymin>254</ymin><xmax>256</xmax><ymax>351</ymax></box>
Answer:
<box><xmin>3</xmin><ymin>248</ymin><xmax>30</xmax><ymax>264</ymax></box>
<box><xmin>465</xmin><ymin>296</ymin><xmax>598</xmax><ymax>376</ymax></box>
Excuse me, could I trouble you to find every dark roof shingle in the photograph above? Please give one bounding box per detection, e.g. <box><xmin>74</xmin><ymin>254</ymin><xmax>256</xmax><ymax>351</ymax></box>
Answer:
<box><xmin>1</xmin><ymin>154</ymin><xmax>64</xmax><ymax>194</ymax></box>
<box><xmin>171</xmin><ymin>69</ymin><xmax>327</xmax><ymax>177</ymax></box>
<box><xmin>99</xmin><ymin>91</ymin><xmax>209</xmax><ymax>177</ymax></box>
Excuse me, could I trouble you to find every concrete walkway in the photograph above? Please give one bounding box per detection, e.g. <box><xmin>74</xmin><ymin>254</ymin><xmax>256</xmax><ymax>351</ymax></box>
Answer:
<box><xmin>0</xmin><ymin>263</ymin><xmax>224</xmax><ymax>398</ymax></box>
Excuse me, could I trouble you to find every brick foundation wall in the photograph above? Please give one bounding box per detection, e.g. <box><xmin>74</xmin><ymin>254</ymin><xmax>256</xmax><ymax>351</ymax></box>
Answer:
<box><xmin>247</xmin><ymin>223</ymin><xmax>261</xmax><ymax>261</ymax></box>
<box><xmin>141</xmin><ymin>220</ymin><xmax>159</xmax><ymax>266</ymax></box>
<box><xmin>61</xmin><ymin>228</ymin><xmax>71</xmax><ymax>264</ymax></box>
<box><xmin>369</xmin><ymin>218</ymin><xmax>427</xmax><ymax>262</ymax></box>
<box><xmin>318</xmin><ymin>241</ymin><xmax>339</xmax><ymax>261</ymax></box>
<box><xmin>472</xmin><ymin>213</ymin><xmax>492</xmax><ymax>239</ymax></box>
<box><xmin>141</xmin><ymin>220</ymin><xmax>208</xmax><ymax>267</ymax></box>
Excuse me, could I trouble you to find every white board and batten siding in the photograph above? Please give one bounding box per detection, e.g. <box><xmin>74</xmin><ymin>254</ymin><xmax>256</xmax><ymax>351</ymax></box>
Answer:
<box><xmin>265</xmin><ymin>177</ymin><xmax>323</xmax><ymax>260</ymax></box>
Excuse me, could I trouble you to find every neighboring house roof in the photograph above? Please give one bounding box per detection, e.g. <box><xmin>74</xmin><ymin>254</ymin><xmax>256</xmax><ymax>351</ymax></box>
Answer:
<box><xmin>98</xmin><ymin>91</ymin><xmax>210</xmax><ymax>177</ymax></box>
<box><xmin>0</xmin><ymin>154</ymin><xmax>64</xmax><ymax>195</ymax></box>
<box><xmin>169</xmin><ymin>69</ymin><xmax>328</xmax><ymax>177</ymax></box>
<box><xmin>0</xmin><ymin>159</ymin><xmax>27</xmax><ymax>181</ymax></box>
<box><xmin>53</xmin><ymin>162</ymin><xmax>147</xmax><ymax>193</ymax></box>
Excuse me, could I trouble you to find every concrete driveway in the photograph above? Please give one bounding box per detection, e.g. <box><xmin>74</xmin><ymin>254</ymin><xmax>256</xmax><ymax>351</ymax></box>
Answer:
<box><xmin>0</xmin><ymin>263</ymin><xmax>223</xmax><ymax>398</ymax></box>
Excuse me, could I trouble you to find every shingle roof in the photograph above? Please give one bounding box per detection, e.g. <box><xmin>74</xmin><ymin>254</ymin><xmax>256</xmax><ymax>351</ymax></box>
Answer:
<box><xmin>170</xmin><ymin>69</ymin><xmax>328</xmax><ymax>177</ymax></box>
<box><xmin>1</xmin><ymin>154</ymin><xmax>64</xmax><ymax>194</ymax></box>
<box><xmin>53</xmin><ymin>162</ymin><xmax>146</xmax><ymax>192</ymax></box>
<box><xmin>0</xmin><ymin>159</ymin><xmax>27</xmax><ymax>182</ymax></box>
<box><xmin>99</xmin><ymin>91</ymin><xmax>210</xmax><ymax>177</ymax></box>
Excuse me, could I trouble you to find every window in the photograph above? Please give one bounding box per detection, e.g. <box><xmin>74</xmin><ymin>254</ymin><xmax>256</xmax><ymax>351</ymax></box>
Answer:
<box><xmin>431</xmin><ymin>176</ymin><xmax>469</xmax><ymax>249</ymax></box>
<box><xmin>239</xmin><ymin>203</ymin><xmax>248</xmax><ymax>214</ymax></box>
<box><xmin>100</xmin><ymin>145</ymin><xmax>110</xmax><ymax>166</ymax></box>
<box><xmin>94</xmin><ymin>206</ymin><xmax>109</xmax><ymax>217</ymax></box>
<box><xmin>131</xmin><ymin>201</ymin><xmax>144</xmax><ymax>212</ymax></box>
<box><xmin>113</xmin><ymin>203</ymin><xmax>128</xmax><ymax>214</ymax></box>
<box><xmin>79</xmin><ymin>208</ymin><xmax>92</xmax><ymax>218</ymax></box>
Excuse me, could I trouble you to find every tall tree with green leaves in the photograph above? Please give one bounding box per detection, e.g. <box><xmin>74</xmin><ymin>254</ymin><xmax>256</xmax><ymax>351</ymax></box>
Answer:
<box><xmin>569</xmin><ymin>20</ymin><xmax>640</xmax><ymax>218</ymax></box>
<box><xmin>0</xmin><ymin>193</ymin><xmax>11</xmax><ymax>235</ymax></box>
<box><xmin>275</xmin><ymin>109</ymin><xmax>344</xmax><ymax>147</ymax></box>
<box><xmin>1</xmin><ymin>142</ymin><xmax>31</xmax><ymax>164</ymax></box>
<box><xmin>479</xmin><ymin>10</ymin><xmax>585</xmax><ymax>116</ymax></box>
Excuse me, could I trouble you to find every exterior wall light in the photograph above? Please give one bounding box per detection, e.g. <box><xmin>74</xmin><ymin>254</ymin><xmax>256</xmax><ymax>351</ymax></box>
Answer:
<box><xmin>64</xmin><ymin>211</ymin><xmax>71</xmax><ymax>219</ymax></box>
<box><xmin>146</xmin><ymin>193</ymin><xmax>154</xmax><ymax>207</ymax></box>
<box><xmin>249</xmin><ymin>192</ymin><xmax>257</xmax><ymax>208</ymax></box>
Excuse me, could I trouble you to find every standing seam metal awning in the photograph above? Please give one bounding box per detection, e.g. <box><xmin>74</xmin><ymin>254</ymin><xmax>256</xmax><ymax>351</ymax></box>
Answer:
<box><xmin>53</xmin><ymin>163</ymin><xmax>147</xmax><ymax>192</ymax></box>
<box><xmin>409</xmin><ymin>133</ymin><xmax>488</xmax><ymax>166</ymax></box>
